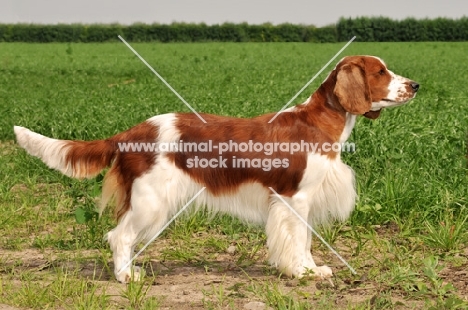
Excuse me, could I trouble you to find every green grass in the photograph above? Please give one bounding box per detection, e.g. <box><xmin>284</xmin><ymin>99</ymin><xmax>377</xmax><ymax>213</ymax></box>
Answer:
<box><xmin>1</xmin><ymin>42</ymin><xmax>468</xmax><ymax>309</ymax></box>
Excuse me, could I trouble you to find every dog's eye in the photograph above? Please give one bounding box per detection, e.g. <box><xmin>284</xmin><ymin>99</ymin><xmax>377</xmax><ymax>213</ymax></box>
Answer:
<box><xmin>379</xmin><ymin>69</ymin><xmax>386</xmax><ymax>75</ymax></box>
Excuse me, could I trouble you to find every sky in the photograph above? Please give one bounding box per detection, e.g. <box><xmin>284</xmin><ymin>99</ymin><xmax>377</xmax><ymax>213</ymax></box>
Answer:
<box><xmin>1</xmin><ymin>0</ymin><xmax>466</xmax><ymax>27</ymax></box>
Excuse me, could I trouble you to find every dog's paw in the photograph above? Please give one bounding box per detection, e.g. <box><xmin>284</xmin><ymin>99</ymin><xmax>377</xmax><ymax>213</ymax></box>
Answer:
<box><xmin>116</xmin><ymin>266</ymin><xmax>143</xmax><ymax>283</ymax></box>
<box><xmin>310</xmin><ymin>265</ymin><xmax>333</xmax><ymax>280</ymax></box>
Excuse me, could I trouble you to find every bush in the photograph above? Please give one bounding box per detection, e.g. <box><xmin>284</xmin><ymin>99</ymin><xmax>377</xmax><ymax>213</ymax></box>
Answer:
<box><xmin>336</xmin><ymin>16</ymin><xmax>468</xmax><ymax>42</ymax></box>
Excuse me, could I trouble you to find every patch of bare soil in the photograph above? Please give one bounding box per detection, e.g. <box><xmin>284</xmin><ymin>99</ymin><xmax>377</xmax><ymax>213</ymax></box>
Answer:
<box><xmin>0</xmin><ymin>247</ymin><xmax>418</xmax><ymax>309</ymax></box>
<box><xmin>2</xmin><ymin>226</ymin><xmax>467</xmax><ymax>309</ymax></box>
<box><xmin>439</xmin><ymin>249</ymin><xmax>468</xmax><ymax>297</ymax></box>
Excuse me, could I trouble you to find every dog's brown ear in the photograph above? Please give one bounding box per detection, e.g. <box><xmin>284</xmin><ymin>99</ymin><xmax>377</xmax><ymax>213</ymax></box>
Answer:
<box><xmin>334</xmin><ymin>61</ymin><xmax>372</xmax><ymax>115</ymax></box>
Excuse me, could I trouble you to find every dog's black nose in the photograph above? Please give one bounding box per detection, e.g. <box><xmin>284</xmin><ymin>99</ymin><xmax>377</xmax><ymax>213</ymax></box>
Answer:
<box><xmin>411</xmin><ymin>82</ymin><xmax>419</xmax><ymax>92</ymax></box>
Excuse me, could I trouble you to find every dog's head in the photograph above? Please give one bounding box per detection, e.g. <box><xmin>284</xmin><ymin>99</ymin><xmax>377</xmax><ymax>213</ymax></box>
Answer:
<box><xmin>333</xmin><ymin>56</ymin><xmax>419</xmax><ymax>119</ymax></box>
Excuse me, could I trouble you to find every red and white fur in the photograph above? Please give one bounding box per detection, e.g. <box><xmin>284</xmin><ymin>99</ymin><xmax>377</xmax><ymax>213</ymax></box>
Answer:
<box><xmin>14</xmin><ymin>56</ymin><xmax>419</xmax><ymax>283</ymax></box>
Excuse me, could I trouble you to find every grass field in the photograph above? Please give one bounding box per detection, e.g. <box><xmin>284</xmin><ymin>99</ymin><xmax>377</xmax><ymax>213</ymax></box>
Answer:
<box><xmin>0</xmin><ymin>41</ymin><xmax>468</xmax><ymax>309</ymax></box>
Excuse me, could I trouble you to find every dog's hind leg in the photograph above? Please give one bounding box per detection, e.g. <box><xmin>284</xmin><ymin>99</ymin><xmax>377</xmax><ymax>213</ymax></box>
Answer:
<box><xmin>106</xmin><ymin>180</ymin><xmax>173</xmax><ymax>283</ymax></box>
<box><xmin>106</xmin><ymin>213</ymin><xmax>144</xmax><ymax>283</ymax></box>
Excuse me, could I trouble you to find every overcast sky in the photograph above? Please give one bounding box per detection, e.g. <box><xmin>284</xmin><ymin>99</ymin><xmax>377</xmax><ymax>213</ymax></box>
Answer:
<box><xmin>1</xmin><ymin>0</ymin><xmax>466</xmax><ymax>26</ymax></box>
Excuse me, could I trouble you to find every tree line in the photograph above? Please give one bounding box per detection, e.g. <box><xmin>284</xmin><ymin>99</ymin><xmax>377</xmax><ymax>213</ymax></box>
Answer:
<box><xmin>0</xmin><ymin>17</ymin><xmax>467</xmax><ymax>43</ymax></box>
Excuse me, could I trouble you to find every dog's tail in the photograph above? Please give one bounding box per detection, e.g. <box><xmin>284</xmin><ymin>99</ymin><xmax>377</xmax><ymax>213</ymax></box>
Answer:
<box><xmin>14</xmin><ymin>126</ymin><xmax>116</xmax><ymax>179</ymax></box>
<box><xmin>14</xmin><ymin>122</ymin><xmax>159</xmax><ymax>220</ymax></box>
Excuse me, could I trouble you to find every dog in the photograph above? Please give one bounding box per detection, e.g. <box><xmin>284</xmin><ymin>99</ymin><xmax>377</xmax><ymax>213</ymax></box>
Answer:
<box><xmin>14</xmin><ymin>55</ymin><xmax>419</xmax><ymax>283</ymax></box>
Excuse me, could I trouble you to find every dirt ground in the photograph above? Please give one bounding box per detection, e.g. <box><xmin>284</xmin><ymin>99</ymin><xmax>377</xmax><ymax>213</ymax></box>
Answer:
<box><xmin>5</xmin><ymin>245</ymin><xmax>465</xmax><ymax>309</ymax></box>
<box><xmin>1</xmin><ymin>219</ymin><xmax>468</xmax><ymax>309</ymax></box>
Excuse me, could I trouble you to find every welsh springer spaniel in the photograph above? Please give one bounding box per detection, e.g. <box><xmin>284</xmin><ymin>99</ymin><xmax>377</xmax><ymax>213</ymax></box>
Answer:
<box><xmin>14</xmin><ymin>55</ymin><xmax>419</xmax><ymax>283</ymax></box>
